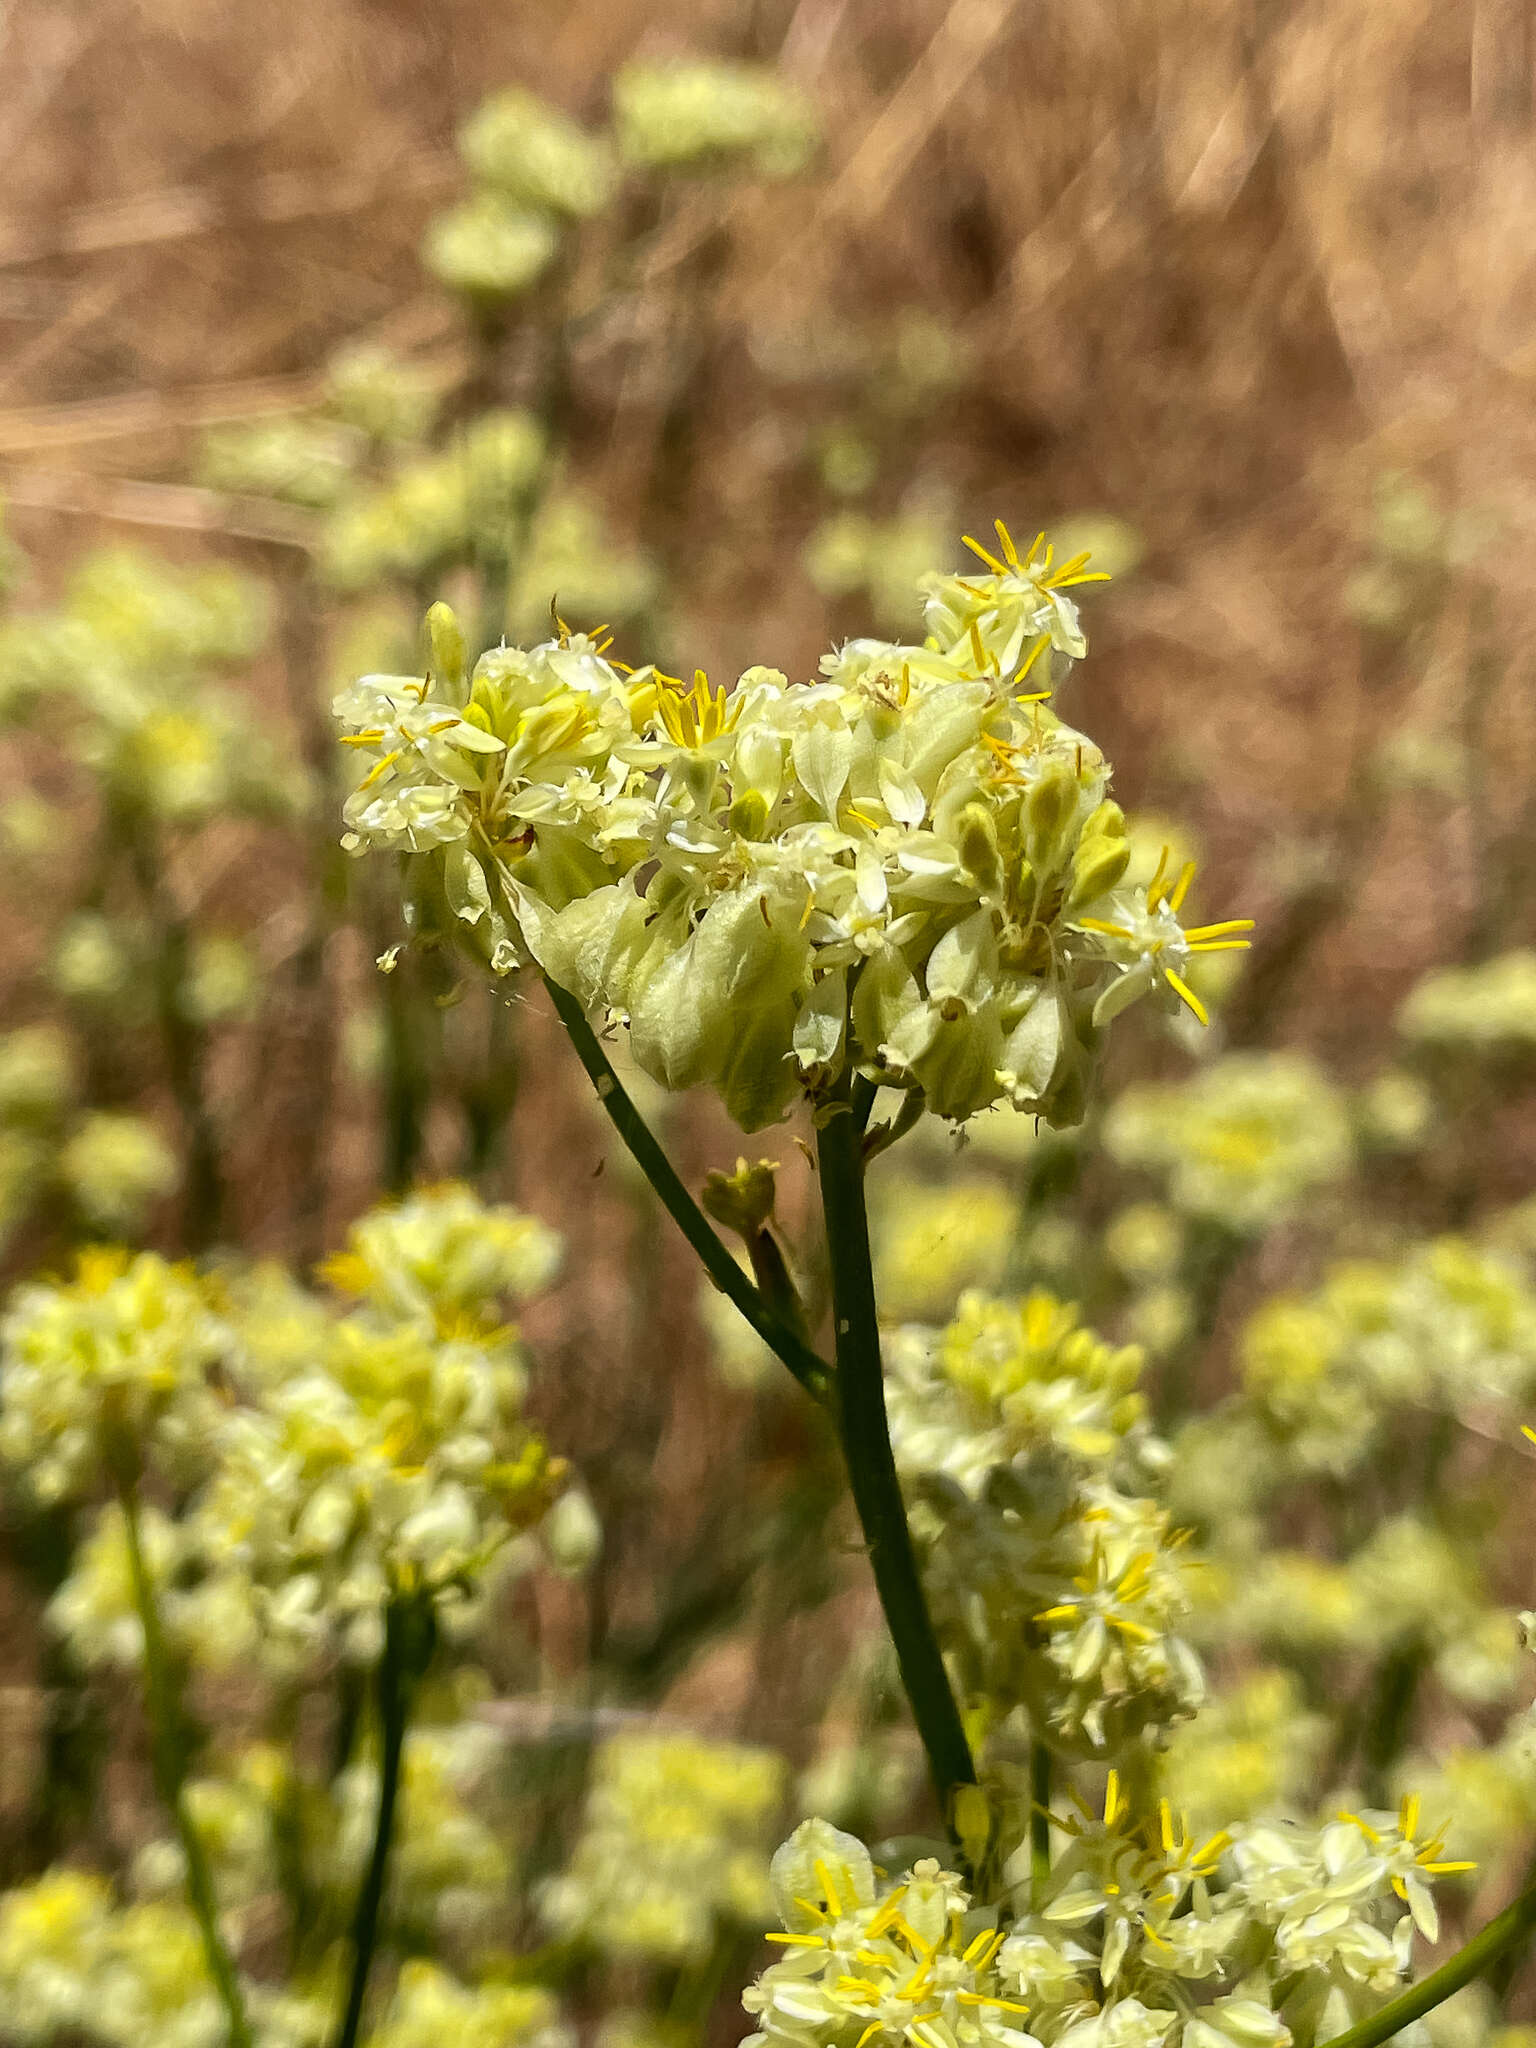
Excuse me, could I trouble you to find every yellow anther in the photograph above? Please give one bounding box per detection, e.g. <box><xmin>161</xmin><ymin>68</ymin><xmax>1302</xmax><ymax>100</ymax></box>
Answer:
<box><xmin>339</xmin><ymin>729</ymin><xmax>387</xmax><ymax>746</ymax></box>
<box><xmin>1048</xmin><ymin>551</ymin><xmax>1092</xmax><ymax>582</ymax></box>
<box><xmin>1340</xmin><ymin>1809</ymin><xmax>1382</xmax><ymax>1845</ymax></box>
<box><xmin>963</xmin><ymin>533</ymin><xmax>1007</xmax><ymax>574</ymax></box>
<box><xmin>995</xmin><ymin>518</ymin><xmax>1021</xmax><ymax>567</ymax></box>
<box><xmin>1104</xmin><ymin>1770</ymin><xmax>1124</xmax><ymax>1828</ymax></box>
<box><xmin>1013</xmin><ymin>633</ymin><xmax>1051</xmax><ymax>686</ymax></box>
<box><xmin>892</xmin><ymin>1917</ymin><xmax>932</xmax><ymax>1957</ymax></box>
<box><xmin>357</xmin><ymin>748</ymin><xmax>402</xmax><ymax>791</ymax></box>
<box><xmin>1168</xmin><ymin>860</ymin><xmax>1198</xmax><ymax>913</ymax></box>
<box><xmin>1164</xmin><ymin>970</ymin><xmax>1209</xmax><ymax>1026</ymax></box>
<box><xmin>1108</xmin><ymin>1615</ymin><xmax>1156</xmax><ymax>1643</ymax></box>
<box><xmin>866</xmin><ymin>1885</ymin><xmax>908</xmax><ymax>1940</ymax></box>
<box><xmin>815</xmin><ymin>1859</ymin><xmax>844</xmax><ymax>1919</ymax></box>
<box><xmin>1145</xmin><ymin>845</ymin><xmax>1172</xmax><ymax>909</ymax></box>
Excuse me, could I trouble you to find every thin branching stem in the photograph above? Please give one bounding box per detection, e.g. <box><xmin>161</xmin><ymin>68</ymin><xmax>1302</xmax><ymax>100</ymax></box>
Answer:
<box><xmin>332</xmin><ymin>1598</ymin><xmax>429</xmax><ymax>2048</ymax></box>
<box><xmin>1322</xmin><ymin>1871</ymin><xmax>1536</xmax><ymax>2048</ymax></box>
<box><xmin>1031</xmin><ymin>1741</ymin><xmax>1053</xmax><ymax>1905</ymax></box>
<box><xmin>116</xmin><ymin>1472</ymin><xmax>252</xmax><ymax>2048</ymax></box>
<box><xmin>814</xmin><ymin>1085</ymin><xmax>978</xmax><ymax>1824</ymax></box>
<box><xmin>543</xmin><ymin>976</ymin><xmax>832</xmax><ymax>1403</ymax></box>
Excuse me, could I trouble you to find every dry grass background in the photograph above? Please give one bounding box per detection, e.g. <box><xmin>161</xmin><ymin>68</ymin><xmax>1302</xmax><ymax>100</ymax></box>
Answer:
<box><xmin>1</xmin><ymin>0</ymin><xmax>1535</xmax><ymax>1908</ymax></box>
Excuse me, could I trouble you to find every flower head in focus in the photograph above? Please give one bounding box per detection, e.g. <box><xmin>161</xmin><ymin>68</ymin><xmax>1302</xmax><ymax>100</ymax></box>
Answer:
<box><xmin>335</xmin><ymin>525</ymin><xmax>1249</xmax><ymax>1132</ymax></box>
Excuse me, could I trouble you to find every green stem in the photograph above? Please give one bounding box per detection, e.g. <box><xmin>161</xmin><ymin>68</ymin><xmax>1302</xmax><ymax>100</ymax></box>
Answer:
<box><xmin>1030</xmin><ymin>1741</ymin><xmax>1052</xmax><ymax>1906</ymax></box>
<box><xmin>332</xmin><ymin>1599</ymin><xmax>428</xmax><ymax>2048</ymax></box>
<box><xmin>1361</xmin><ymin>1639</ymin><xmax>1426</xmax><ymax>1809</ymax></box>
<box><xmin>1322</xmin><ymin>1870</ymin><xmax>1536</xmax><ymax>2048</ymax></box>
<box><xmin>814</xmin><ymin>1090</ymin><xmax>978</xmax><ymax>1824</ymax></box>
<box><xmin>116</xmin><ymin>1475</ymin><xmax>252</xmax><ymax>2048</ymax></box>
<box><xmin>543</xmin><ymin>976</ymin><xmax>832</xmax><ymax>1402</ymax></box>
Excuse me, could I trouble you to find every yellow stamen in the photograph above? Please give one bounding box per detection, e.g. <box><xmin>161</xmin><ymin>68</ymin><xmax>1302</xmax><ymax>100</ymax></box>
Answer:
<box><xmin>866</xmin><ymin>1886</ymin><xmax>908</xmax><ymax>1940</ymax></box>
<box><xmin>1046</xmin><ymin>551</ymin><xmax>1092</xmax><ymax>584</ymax></box>
<box><xmin>1145</xmin><ymin>845</ymin><xmax>1171</xmax><ymax>910</ymax></box>
<box><xmin>358</xmin><ymin>749</ymin><xmax>402</xmax><ymax>791</ymax></box>
<box><xmin>1105</xmin><ymin>1770</ymin><xmax>1124</xmax><ymax>1828</ymax></box>
<box><xmin>1164</xmin><ymin>970</ymin><xmax>1208</xmax><ymax>1026</ymax></box>
<box><xmin>1013</xmin><ymin>633</ymin><xmax>1051</xmax><ymax>686</ymax></box>
<box><xmin>1168</xmin><ymin>860</ymin><xmax>1198</xmax><ymax>913</ymax></box>
<box><xmin>963</xmin><ymin>533</ymin><xmax>1007</xmax><ymax>573</ymax></box>
<box><xmin>995</xmin><ymin>517</ymin><xmax>1021</xmax><ymax>567</ymax></box>
<box><xmin>1076</xmin><ymin>918</ymin><xmax>1134</xmax><ymax>938</ymax></box>
<box><xmin>1184</xmin><ymin>919</ymin><xmax>1255</xmax><ymax>940</ymax></box>
<box><xmin>1340</xmin><ymin>1810</ymin><xmax>1381</xmax><ymax>1845</ymax></box>
<box><xmin>340</xmin><ymin>730</ymin><xmax>387</xmax><ymax>746</ymax></box>
<box><xmin>765</xmin><ymin>1931</ymin><xmax>827</xmax><ymax>1947</ymax></box>
<box><xmin>1109</xmin><ymin>1615</ymin><xmax>1156</xmax><ymax>1643</ymax></box>
<box><xmin>815</xmin><ymin>1860</ymin><xmax>844</xmax><ymax>1919</ymax></box>
<box><xmin>892</xmin><ymin>1918</ymin><xmax>932</xmax><ymax>1957</ymax></box>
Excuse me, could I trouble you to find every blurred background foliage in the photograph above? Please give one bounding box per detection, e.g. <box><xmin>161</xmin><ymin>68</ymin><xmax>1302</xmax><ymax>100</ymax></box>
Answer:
<box><xmin>1</xmin><ymin>1</ymin><xmax>1536</xmax><ymax>2044</ymax></box>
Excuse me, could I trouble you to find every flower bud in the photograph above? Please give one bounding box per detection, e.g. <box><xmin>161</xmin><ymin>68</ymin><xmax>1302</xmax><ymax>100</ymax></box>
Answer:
<box><xmin>426</xmin><ymin>601</ymin><xmax>466</xmax><ymax>699</ymax></box>
<box><xmin>1024</xmin><ymin>762</ymin><xmax>1081</xmax><ymax>875</ymax></box>
<box><xmin>1067</xmin><ymin>832</ymin><xmax>1131</xmax><ymax>911</ymax></box>
<box><xmin>956</xmin><ymin>802</ymin><xmax>1004</xmax><ymax>897</ymax></box>
<box><xmin>701</xmin><ymin>1158</ymin><xmax>780</xmax><ymax>1241</ymax></box>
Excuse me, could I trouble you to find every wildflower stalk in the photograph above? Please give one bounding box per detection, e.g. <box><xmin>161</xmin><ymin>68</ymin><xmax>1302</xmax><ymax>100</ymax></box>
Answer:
<box><xmin>543</xmin><ymin>975</ymin><xmax>832</xmax><ymax>1402</ymax></box>
<box><xmin>814</xmin><ymin>1083</ymin><xmax>978</xmax><ymax>1824</ymax></box>
<box><xmin>1322</xmin><ymin>1867</ymin><xmax>1536</xmax><ymax>2048</ymax></box>
<box><xmin>113</xmin><ymin>1467</ymin><xmax>252</xmax><ymax>2048</ymax></box>
<box><xmin>332</xmin><ymin>1594</ymin><xmax>434</xmax><ymax>2048</ymax></box>
<box><xmin>1030</xmin><ymin>1741</ymin><xmax>1053</xmax><ymax>1903</ymax></box>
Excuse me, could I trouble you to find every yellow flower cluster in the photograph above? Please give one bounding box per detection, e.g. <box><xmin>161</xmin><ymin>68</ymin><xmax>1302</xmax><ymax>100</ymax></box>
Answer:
<box><xmin>336</xmin><ymin>527</ymin><xmax>1247</xmax><ymax>1129</ymax></box>
<box><xmin>541</xmin><ymin>1729</ymin><xmax>787</xmax><ymax>1961</ymax></box>
<box><xmin>887</xmin><ymin>1292</ymin><xmax>1202</xmax><ymax>1753</ymax></box>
